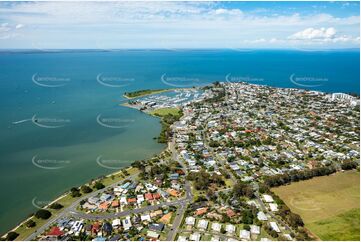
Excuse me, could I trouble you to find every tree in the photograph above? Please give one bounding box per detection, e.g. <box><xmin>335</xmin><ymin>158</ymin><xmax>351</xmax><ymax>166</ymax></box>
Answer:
<box><xmin>341</xmin><ymin>161</ymin><xmax>358</xmax><ymax>170</ymax></box>
<box><xmin>233</xmin><ymin>182</ymin><xmax>254</xmax><ymax>198</ymax></box>
<box><xmin>81</xmin><ymin>185</ymin><xmax>93</xmax><ymax>193</ymax></box>
<box><xmin>35</xmin><ymin>209</ymin><xmax>51</xmax><ymax>220</ymax></box>
<box><xmin>288</xmin><ymin>213</ymin><xmax>304</xmax><ymax>228</ymax></box>
<box><xmin>49</xmin><ymin>202</ymin><xmax>63</xmax><ymax>210</ymax></box>
<box><xmin>93</xmin><ymin>181</ymin><xmax>105</xmax><ymax>190</ymax></box>
<box><xmin>6</xmin><ymin>232</ymin><xmax>19</xmax><ymax>241</ymax></box>
<box><xmin>25</xmin><ymin>219</ymin><xmax>36</xmax><ymax>228</ymax></box>
<box><xmin>70</xmin><ymin>187</ymin><xmax>81</xmax><ymax>197</ymax></box>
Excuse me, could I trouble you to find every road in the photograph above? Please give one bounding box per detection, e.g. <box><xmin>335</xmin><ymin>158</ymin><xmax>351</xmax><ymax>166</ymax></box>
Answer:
<box><xmin>166</xmin><ymin>137</ymin><xmax>193</xmax><ymax>241</ymax></box>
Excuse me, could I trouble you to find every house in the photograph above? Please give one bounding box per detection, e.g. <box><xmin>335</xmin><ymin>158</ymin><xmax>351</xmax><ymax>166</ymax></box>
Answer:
<box><xmin>211</xmin><ymin>222</ymin><xmax>221</xmax><ymax>232</ymax></box>
<box><xmin>225</xmin><ymin>224</ymin><xmax>235</xmax><ymax>234</ymax></box>
<box><xmin>137</xmin><ymin>194</ymin><xmax>145</xmax><ymax>204</ymax></box>
<box><xmin>226</xmin><ymin>208</ymin><xmax>236</xmax><ymax>218</ymax></box>
<box><xmin>170</xmin><ymin>173</ymin><xmax>179</xmax><ymax>180</ymax></box>
<box><xmin>167</xmin><ymin>188</ymin><xmax>180</xmax><ymax>197</ymax></box>
<box><xmin>270</xmin><ymin>222</ymin><xmax>281</xmax><ymax>233</ymax></box>
<box><xmin>189</xmin><ymin>232</ymin><xmax>201</xmax><ymax>241</ymax></box>
<box><xmin>144</xmin><ymin>193</ymin><xmax>153</xmax><ymax>201</ymax></box>
<box><xmin>240</xmin><ymin>230</ymin><xmax>251</xmax><ymax>240</ymax></box>
<box><xmin>262</xmin><ymin>194</ymin><xmax>274</xmax><ymax>203</ymax></box>
<box><xmin>111</xmin><ymin>200</ymin><xmax>120</xmax><ymax>208</ymax></box>
<box><xmin>147</xmin><ymin>230</ymin><xmax>160</xmax><ymax>239</ymax></box>
<box><xmin>141</xmin><ymin>214</ymin><xmax>151</xmax><ymax>222</ymax></box>
<box><xmin>47</xmin><ymin>226</ymin><xmax>64</xmax><ymax>237</ymax></box>
<box><xmin>250</xmin><ymin>225</ymin><xmax>260</xmax><ymax>235</ymax></box>
<box><xmin>102</xmin><ymin>222</ymin><xmax>112</xmax><ymax>235</ymax></box>
<box><xmin>195</xmin><ymin>207</ymin><xmax>208</xmax><ymax>216</ymax></box>
<box><xmin>269</xmin><ymin>203</ymin><xmax>278</xmax><ymax>212</ymax></box>
<box><xmin>71</xmin><ymin>220</ymin><xmax>84</xmax><ymax>235</ymax></box>
<box><xmin>122</xmin><ymin>216</ymin><xmax>132</xmax><ymax>231</ymax></box>
<box><xmin>178</xmin><ymin>236</ymin><xmax>188</xmax><ymax>241</ymax></box>
<box><xmin>148</xmin><ymin>223</ymin><xmax>165</xmax><ymax>232</ymax></box>
<box><xmin>150</xmin><ymin>210</ymin><xmax>163</xmax><ymax>218</ymax></box>
<box><xmin>283</xmin><ymin>234</ymin><xmax>293</xmax><ymax>241</ymax></box>
<box><xmin>153</xmin><ymin>193</ymin><xmax>161</xmax><ymax>200</ymax></box>
<box><xmin>98</xmin><ymin>202</ymin><xmax>110</xmax><ymax>210</ymax></box>
<box><xmin>92</xmin><ymin>223</ymin><xmax>100</xmax><ymax>235</ymax></box>
<box><xmin>127</xmin><ymin>197</ymin><xmax>137</xmax><ymax>204</ymax></box>
<box><xmin>197</xmin><ymin>219</ymin><xmax>208</xmax><ymax>230</ymax></box>
<box><xmin>100</xmin><ymin>194</ymin><xmax>112</xmax><ymax>202</ymax></box>
<box><xmin>159</xmin><ymin>212</ymin><xmax>172</xmax><ymax>224</ymax></box>
<box><xmin>82</xmin><ymin>202</ymin><xmax>97</xmax><ymax>210</ymax></box>
<box><xmin>112</xmin><ymin>219</ymin><xmax>121</xmax><ymax>228</ymax></box>
<box><xmin>257</xmin><ymin>211</ymin><xmax>268</xmax><ymax>221</ymax></box>
<box><xmin>88</xmin><ymin>197</ymin><xmax>101</xmax><ymax>205</ymax></box>
<box><xmin>120</xmin><ymin>195</ymin><xmax>128</xmax><ymax>205</ymax></box>
<box><xmin>185</xmin><ymin>216</ymin><xmax>195</xmax><ymax>226</ymax></box>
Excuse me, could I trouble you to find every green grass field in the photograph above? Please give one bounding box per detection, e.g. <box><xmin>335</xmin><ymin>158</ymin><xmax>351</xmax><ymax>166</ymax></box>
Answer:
<box><xmin>149</xmin><ymin>107</ymin><xmax>181</xmax><ymax>117</ymax></box>
<box><xmin>307</xmin><ymin>208</ymin><xmax>360</xmax><ymax>241</ymax></box>
<box><xmin>272</xmin><ymin>170</ymin><xmax>360</xmax><ymax>241</ymax></box>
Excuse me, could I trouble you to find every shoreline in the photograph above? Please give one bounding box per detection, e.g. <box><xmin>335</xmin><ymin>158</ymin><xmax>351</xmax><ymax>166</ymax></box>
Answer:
<box><xmin>3</xmin><ymin>106</ymin><xmax>173</xmax><ymax>240</ymax></box>
<box><xmin>122</xmin><ymin>88</ymin><xmax>173</xmax><ymax>100</ymax></box>
<box><xmin>4</xmin><ymin>83</ymin><xmax>359</xmax><ymax>240</ymax></box>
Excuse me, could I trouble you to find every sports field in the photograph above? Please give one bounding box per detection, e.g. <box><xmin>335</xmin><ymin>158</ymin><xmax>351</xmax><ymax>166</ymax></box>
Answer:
<box><xmin>272</xmin><ymin>170</ymin><xmax>360</xmax><ymax>241</ymax></box>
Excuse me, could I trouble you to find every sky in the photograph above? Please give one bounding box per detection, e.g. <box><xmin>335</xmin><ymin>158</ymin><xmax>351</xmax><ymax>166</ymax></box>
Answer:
<box><xmin>0</xmin><ymin>1</ymin><xmax>359</xmax><ymax>49</ymax></box>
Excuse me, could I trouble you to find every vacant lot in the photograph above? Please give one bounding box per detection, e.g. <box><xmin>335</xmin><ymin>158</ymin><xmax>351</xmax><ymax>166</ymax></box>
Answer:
<box><xmin>272</xmin><ymin>170</ymin><xmax>360</xmax><ymax>241</ymax></box>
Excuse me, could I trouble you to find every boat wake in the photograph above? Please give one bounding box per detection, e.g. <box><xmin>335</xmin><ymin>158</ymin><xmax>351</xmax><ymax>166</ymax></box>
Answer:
<box><xmin>12</xmin><ymin>119</ymin><xmax>31</xmax><ymax>125</ymax></box>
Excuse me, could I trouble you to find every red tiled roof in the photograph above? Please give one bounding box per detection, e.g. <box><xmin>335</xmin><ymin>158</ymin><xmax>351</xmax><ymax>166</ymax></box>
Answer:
<box><xmin>145</xmin><ymin>193</ymin><xmax>153</xmax><ymax>200</ymax></box>
<box><xmin>47</xmin><ymin>226</ymin><xmax>64</xmax><ymax>237</ymax></box>
<box><xmin>153</xmin><ymin>193</ymin><xmax>161</xmax><ymax>199</ymax></box>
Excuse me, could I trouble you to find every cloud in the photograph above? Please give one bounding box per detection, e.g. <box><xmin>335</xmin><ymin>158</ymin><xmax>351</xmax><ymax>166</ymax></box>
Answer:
<box><xmin>15</xmin><ymin>24</ymin><xmax>24</xmax><ymax>29</ymax></box>
<box><xmin>0</xmin><ymin>1</ymin><xmax>359</xmax><ymax>49</ymax></box>
<box><xmin>289</xmin><ymin>27</ymin><xmax>337</xmax><ymax>40</ymax></box>
<box><xmin>288</xmin><ymin>27</ymin><xmax>359</xmax><ymax>45</ymax></box>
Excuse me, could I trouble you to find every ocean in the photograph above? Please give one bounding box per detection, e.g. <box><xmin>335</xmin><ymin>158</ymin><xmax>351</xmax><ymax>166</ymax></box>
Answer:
<box><xmin>0</xmin><ymin>49</ymin><xmax>359</xmax><ymax>234</ymax></box>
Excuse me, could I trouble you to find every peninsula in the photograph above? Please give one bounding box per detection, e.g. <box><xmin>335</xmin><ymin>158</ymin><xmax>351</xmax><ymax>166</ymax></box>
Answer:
<box><xmin>3</xmin><ymin>82</ymin><xmax>359</xmax><ymax>241</ymax></box>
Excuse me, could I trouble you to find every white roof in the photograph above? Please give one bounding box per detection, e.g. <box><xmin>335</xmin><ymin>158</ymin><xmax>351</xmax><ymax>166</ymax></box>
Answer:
<box><xmin>189</xmin><ymin>233</ymin><xmax>201</xmax><ymax>241</ymax></box>
<box><xmin>240</xmin><ymin>230</ymin><xmax>251</xmax><ymax>240</ymax></box>
<box><xmin>112</xmin><ymin>219</ymin><xmax>121</xmax><ymax>227</ymax></box>
<box><xmin>257</xmin><ymin>211</ymin><xmax>268</xmax><ymax>221</ymax></box>
<box><xmin>211</xmin><ymin>222</ymin><xmax>221</xmax><ymax>232</ymax></box>
<box><xmin>178</xmin><ymin>236</ymin><xmax>188</xmax><ymax>241</ymax></box>
<box><xmin>263</xmin><ymin>194</ymin><xmax>274</xmax><ymax>203</ymax></box>
<box><xmin>147</xmin><ymin>230</ymin><xmax>159</xmax><ymax>239</ymax></box>
<box><xmin>270</xmin><ymin>222</ymin><xmax>281</xmax><ymax>233</ymax></box>
<box><xmin>197</xmin><ymin>219</ymin><xmax>209</xmax><ymax>229</ymax></box>
<box><xmin>283</xmin><ymin>234</ymin><xmax>293</xmax><ymax>241</ymax></box>
<box><xmin>185</xmin><ymin>216</ymin><xmax>195</xmax><ymax>225</ymax></box>
<box><xmin>122</xmin><ymin>216</ymin><xmax>132</xmax><ymax>230</ymax></box>
<box><xmin>141</xmin><ymin>214</ymin><xmax>151</xmax><ymax>222</ymax></box>
<box><xmin>225</xmin><ymin>224</ymin><xmax>235</xmax><ymax>233</ymax></box>
<box><xmin>250</xmin><ymin>225</ymin><xmax>260</xmax><ymax>235</ymax></box>
<box><xmin>269</xmin><ymin>203</ymin><xmax>278</xmax><ymax>212</ymax></box>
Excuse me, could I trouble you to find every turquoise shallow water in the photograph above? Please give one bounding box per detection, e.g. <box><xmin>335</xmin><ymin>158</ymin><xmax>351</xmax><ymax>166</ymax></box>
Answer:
<box><xmin>0</xmin><ymin>49</ymin><xmax>359</xmax><ymax>234</ymax></box>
